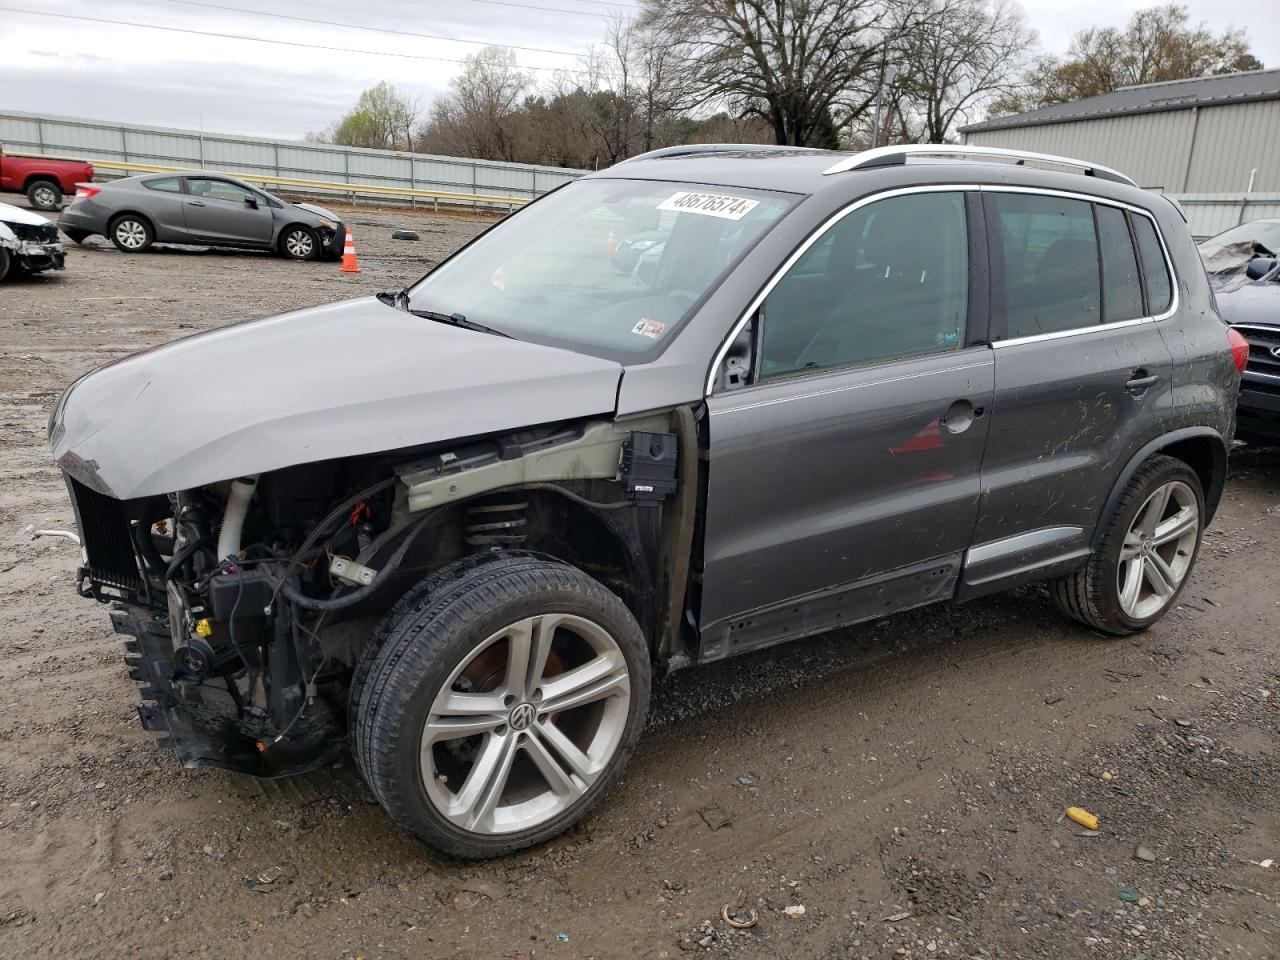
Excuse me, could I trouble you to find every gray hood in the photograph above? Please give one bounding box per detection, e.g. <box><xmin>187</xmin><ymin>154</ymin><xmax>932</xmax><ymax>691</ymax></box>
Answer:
<box><xmin>292</xmin><ymin>201</ymin><xmax>339</xmax><ymax>222</ymax></box>
<box><xmin>51</xmin><ymin>297</ymin><xmax>622</xmax><ymax>499</ymax></box>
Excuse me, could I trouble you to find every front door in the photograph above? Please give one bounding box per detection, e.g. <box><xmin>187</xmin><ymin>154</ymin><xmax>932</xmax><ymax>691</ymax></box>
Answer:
<box><xmin>963</xmin><ymin>189</ymin><xmax>1177</xmax><ymax>591</ymax></box>
<box><xmin>699</xmin><ymin>189</ymin><xmax>994</xmax><ymax>659</ymax></box>
<box><xmin>181</xmin><ymin>177</ymin><xmax>273</xmax><ymax>245</ymax></box>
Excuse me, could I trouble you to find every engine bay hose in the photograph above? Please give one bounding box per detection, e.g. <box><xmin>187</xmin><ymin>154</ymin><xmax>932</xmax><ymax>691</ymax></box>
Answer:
<box><xmin>216</xmin><ymin>476</ymin><xmax>259</xmax><ymax>561</ymax></box>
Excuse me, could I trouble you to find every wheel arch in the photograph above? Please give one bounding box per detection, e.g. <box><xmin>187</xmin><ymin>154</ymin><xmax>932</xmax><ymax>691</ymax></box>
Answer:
<box><xmin>276</xmin><ymin>221</ymin><xmax>317</xmax><ymax>252</ymax></box>
<box><xmin>1092</xmin><ymin>427</ymin><xmax>1228</xmax><ymax>550</ymax></box>
<box><xmin>108</xmin><ymin>209</ymin><xmax>155</xmax><ymax>231</ymax></box>
<box><xmin>22</xmin><ymin>173</ymin><xmax>60</xmax><ymax>192</ymax></box>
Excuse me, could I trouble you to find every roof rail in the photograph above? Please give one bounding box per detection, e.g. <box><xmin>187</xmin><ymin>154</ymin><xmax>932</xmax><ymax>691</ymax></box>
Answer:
<box><xmin>619</xmin><ymin>143</ymin><xmax>825</xmax><ymax>164</ymax></box>
<box><xmin>822</xmin><ymin>144</ymin><xmax>1137</xmax><ymax>186</ymax></box>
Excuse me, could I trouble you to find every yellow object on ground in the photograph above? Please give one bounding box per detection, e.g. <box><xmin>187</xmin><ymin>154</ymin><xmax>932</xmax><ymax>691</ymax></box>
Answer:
<box><xmin>1066</xmin><ymin>807</ymin><xmax>1099</xmax><ymax>830</ymax></box>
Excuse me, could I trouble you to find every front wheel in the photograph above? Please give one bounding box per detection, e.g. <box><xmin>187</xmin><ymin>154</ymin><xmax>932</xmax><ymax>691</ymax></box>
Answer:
<box><xmin>27</xmin><ymin>180</ymin><xmax>62</xmax><ymax>211</ymax></box>
<box><xmin>353</xmin><ymin>554</ymin><xmax>650</xmax><ymax>858</ymax></box>
<box><xmin>1051</xmin><ymin>454</ymin><xmax>1204</xmax><ymax>635</ymax></box>
<box><xmin>279</xmin><ymin>225</ymin><xmax>319</xmax><ymax>261</ymax></box>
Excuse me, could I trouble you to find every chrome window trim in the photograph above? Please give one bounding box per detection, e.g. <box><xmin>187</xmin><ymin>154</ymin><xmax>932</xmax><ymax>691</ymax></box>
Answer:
<box><xmin>980</xmin><ymin>185</ymin><xmax>1180</xmax><ymax>349</ymax></box>
<box><xmin>704</xmin><ymin>182</ymin><xmax>1180</xmax><ymax>395</ymax></box>
<box><xmin>704</xmin><ymin>184</ymin><xmax>981</xmax><ymax>396</ymax></box>
<box><xmin>712</xmin><ymin>357</ymin><xmax>990</xmax><ymax>416</ymax></box>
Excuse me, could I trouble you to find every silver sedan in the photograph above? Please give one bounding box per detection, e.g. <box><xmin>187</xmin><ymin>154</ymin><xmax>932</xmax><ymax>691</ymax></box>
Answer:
<box><xmin>57</xmin><ymin>172</ymin><xmax>344</xmax><ymax>260</ymax></box>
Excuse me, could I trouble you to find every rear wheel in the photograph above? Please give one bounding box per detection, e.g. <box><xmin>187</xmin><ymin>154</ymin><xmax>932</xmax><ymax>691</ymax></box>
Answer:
<box><xmin>109</xmin><ymin>214</ymin><xmax>154</xmax><ymax>253</ymax></box>
<box><xmin>280</xmin><ymin>225</ymin><xmax>319</xmax><ymax>261</ymax></box>
<box><xmin>1051</xmin><ymin>455</ymin><xmax>1204</xmax><ymax>635</ymax></box>
<box><xmin>27</xmin><ymin>180</ymin><xmax>62</xmax><ymax>211</ymax></box>
<box><xmin>354</xmin><ymin>554</ymin><xmax>650</xmax><ymax>858</ymax></box>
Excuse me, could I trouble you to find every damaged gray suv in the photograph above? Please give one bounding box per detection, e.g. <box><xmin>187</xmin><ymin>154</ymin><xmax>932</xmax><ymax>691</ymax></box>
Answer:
<box><xmin>49</xmin><ymin>144</ymin><xmax>1245</xmax><ymax>858</ymax></box>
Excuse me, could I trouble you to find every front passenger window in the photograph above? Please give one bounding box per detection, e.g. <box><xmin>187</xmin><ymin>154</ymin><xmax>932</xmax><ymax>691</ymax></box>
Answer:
<box><xmin>759</xmin><ymin>192</ymin><xmax>969</xmax><ymax>380</ymax></box>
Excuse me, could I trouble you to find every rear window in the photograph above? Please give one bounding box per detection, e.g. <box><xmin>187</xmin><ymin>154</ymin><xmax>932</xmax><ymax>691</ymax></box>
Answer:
<box><xmin>1096</xmin><ymin>205</ymin><xmax>1144</xmax><ymax>322</ymax></box>
<box><xmin>991</xmin><ymin>193</ymin><xmax>1099</xmax><ymax>338</ymax></box>
<box><xmin>143</xmin><ymin>177</ymin><xmax>182</xmax><ymax>193</ymax></box>
<box><xmin>1132</xmin><ymin>215</ymin><xmax>1173</xmax><ymax>314</ymax></box>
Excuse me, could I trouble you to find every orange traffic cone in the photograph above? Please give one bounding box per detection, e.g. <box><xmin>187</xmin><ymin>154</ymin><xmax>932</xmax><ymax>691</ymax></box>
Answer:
<box><xmin>341</xmin><ymin>226</ymin><xmax>361</xmax><ymax>274</ymax></box>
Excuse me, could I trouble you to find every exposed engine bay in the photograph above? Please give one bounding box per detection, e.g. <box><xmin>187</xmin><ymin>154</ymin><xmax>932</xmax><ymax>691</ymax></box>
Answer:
<box><xmin>69</xmin><ymin>412</ymin><xmax>689</xmax><ymax>777</ymax></box>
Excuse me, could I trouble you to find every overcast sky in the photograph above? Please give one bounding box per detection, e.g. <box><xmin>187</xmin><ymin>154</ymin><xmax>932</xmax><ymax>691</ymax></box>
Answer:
<box><xmin>1</xmin><ymin>0</ymin><xmax>1276</xmax><ymax>140</ymax></box>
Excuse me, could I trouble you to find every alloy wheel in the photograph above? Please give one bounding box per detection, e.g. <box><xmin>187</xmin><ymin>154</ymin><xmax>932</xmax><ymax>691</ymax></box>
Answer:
<box><xmin>115</xmin><ymin>220</ymin><xmax>147</xmax><ymax>249</ymax></box>
<box><xmin>1117</xmin><ymin>479</ymin><xmax>1199</xmax><ymax>619</ymax></box>
<box><xmin>420</xmin><ymin>613</ymin><xmax>631</xmax><ymax>836</ymax></box>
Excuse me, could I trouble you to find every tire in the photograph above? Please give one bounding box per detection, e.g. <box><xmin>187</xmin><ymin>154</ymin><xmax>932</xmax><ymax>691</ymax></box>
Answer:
<box><xmin>27</xmin><ymin>180</ymin><xmax>62</xmax><ymax>211</ymax></box>
<box><xmin>1051</xmin><ymin>454</ymin><xmax>1204</xmax><ymax>635</ymax></box>
<box><xmin>279</xmin><ymin>225</ymin><xmax>319</xmax><ymax>261</ymax></box>
<box><xmin>61</xmin><ymin>228</ymin><xmax>90</xmax><ymax>245</ymax></box>
<box><xmin>109</xmin><ymin>214</ymin><xmax>154</xmax><ymax>253</ymax></box>
<box><xmin>353</xmin><ymin>553</ymin><xmax>650</xmax><ymax>858</ymax></box>
<box><xmin>0</xmin><ymin>247</ymin><xmax>10</xmax><ymax>283</ymax></box>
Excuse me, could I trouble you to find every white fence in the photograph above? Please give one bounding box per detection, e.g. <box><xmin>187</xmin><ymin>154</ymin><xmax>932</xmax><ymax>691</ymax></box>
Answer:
<box><xmin>0</xmin><ymin>111</ymin><xmax>584</xmax><ymax>207</ymax></box>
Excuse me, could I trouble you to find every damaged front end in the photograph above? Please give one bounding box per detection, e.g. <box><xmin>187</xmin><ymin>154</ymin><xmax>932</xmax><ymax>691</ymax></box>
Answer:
<box><xmin>0</xmin><ymin>214</ymin><xmax>65</xmax><ymax>278</ymax></box>
<box><xmin>61</xmin><ymin>412</ymin><xmax>688</xmax><ymax>778</ymax></box>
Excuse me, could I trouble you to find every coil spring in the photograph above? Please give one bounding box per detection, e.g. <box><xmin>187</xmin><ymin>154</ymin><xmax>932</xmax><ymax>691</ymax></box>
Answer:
<box><xmin>465</xmin><ymin>500</ymin><xmax>529</xmax><ymax>548</ymax></box>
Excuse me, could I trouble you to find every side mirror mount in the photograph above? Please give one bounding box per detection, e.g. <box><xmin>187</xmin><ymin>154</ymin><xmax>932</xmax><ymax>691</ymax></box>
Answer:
<box><xmin>719</xmin><ymin>313</ymin><xmax>759</xmax><ymax>392</ymax></box>
<box><xmin>1245</xmin><ymin>256</ymin><xmax>1277</xmax><ymax>281</ymax></box>
<box><xmin>244</xmin><ymin>196</ymin><xmax>259</xmax><ymax>209</ymax></box>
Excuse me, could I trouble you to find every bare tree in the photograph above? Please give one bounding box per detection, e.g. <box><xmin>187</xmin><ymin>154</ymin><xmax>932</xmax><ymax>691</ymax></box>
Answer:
<box><xmin>420</xmin><ymin>47</ymin><xmax>532</xmax><ymax>161</ymax></box>
<box><xmin>991</xmin><ymin>3</ymin><xmax>1262</xmax><ymax>116</ymax></box>
<box><xmin>896</xmin><ymin>0</ymin><xmax>1034</xmax><ymax>142</ymax></box>
<box><xmin>640</xmin><ymin>0</ymin><xmax>925</xmax><ymax>147</ymax></box>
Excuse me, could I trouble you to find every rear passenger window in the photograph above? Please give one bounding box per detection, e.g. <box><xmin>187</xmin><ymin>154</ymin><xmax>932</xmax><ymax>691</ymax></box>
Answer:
<box><xmin>758</xmin><ymin>192</ymin><xmax>969</xmax><ymax>379</ymax></box>
<box><xmin>1132</xmin><ymin>215</ymin><xmax>1173</xmax><ymax>314</ymax></box>
<box><xmin>143</xmin><ymin>177</ymin><xmax>182</xmax><ymax>193</ymax></box>
<box><xmin>1096</xmin><ymin>205</ymin><xmax>1144</xmax><ymax>322</ymax></box>
<box><xmin>991</xmin><ymin>193</ymin><xmax>1099</xmax><ymax>337</ymax></box>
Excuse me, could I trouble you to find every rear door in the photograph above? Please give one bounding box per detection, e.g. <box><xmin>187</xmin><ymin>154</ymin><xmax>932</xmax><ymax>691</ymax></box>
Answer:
<box><xmin>699</xmin><ymin>188</ymin><xmax>994</xmax><ymax>658</ymax></box>
<box><xmin>962</xmin><ymin>188</ymin><xmax>1177</xmax><ymax>592</ymax></box>
<box><xmin>181</xmin><ymin>177</ymin><xmax>273</xmax><ymax>245</ymax></box>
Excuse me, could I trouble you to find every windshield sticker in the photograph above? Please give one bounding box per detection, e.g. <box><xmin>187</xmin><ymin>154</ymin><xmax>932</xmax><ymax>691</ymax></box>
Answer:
<box><xmin>631</xmin><ymin>317</ymin><xmax>667</xmax><ymax>339</ymax></box>
<box><xmin>657</xmin><ymin>191</ymin><xmax>760</xmax><ymax>221</ymax></box>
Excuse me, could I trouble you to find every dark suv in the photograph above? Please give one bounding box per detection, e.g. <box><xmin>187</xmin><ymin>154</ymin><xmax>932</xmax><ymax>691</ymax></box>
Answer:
<box><xmin>49</xmin><ymin>144</ymin><xmax>1245</xmax><ymax>858</ymax></box>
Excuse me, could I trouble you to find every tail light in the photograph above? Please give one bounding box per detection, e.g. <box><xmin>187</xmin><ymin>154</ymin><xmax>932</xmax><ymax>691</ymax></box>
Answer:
<box><xmin>74</xmin><ymin>183</ymin><xmax>101</xmax><ymax>200</ymax></box>
<box><xmin>1226</xmin><ymin>327</ymin><xmax>1249</xmax><ymax>375</ymax></box>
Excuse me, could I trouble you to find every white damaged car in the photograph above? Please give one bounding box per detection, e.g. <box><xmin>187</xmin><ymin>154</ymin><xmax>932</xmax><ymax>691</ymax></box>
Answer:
<box><xmin>0</xmin><ymin>201</ymin><xmax>65</xmax><ymax>281</ymax></box>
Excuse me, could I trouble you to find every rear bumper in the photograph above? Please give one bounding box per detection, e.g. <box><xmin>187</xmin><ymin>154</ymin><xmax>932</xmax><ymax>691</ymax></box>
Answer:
<box><xmin>1236</xmin><ymin>382</ymin><xmax>1280</xmax><ymax>442</ymax></box>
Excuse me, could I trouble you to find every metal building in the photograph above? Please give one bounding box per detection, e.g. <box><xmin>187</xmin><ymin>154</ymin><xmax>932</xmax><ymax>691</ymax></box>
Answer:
<box><xmin>960</xmin><ymin>68</ymin><xmax>1280</xmax><ymax>236</ymax></box>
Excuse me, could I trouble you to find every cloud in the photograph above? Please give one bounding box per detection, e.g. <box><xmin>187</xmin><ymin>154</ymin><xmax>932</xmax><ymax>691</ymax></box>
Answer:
<box><xmin>1</xmin><ymin>0</ymin><xmax>1275</xmax><ymax>141</ymax></box>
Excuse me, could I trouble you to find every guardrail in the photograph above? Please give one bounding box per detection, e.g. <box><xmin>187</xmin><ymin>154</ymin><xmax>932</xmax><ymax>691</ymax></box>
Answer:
<box><xmin>21</xmin><ymin>152</ymin><xmax>533</xmax><ymax>212</ymax></box>
<box><xmin>0</xmin><ymin>110</ymin><xmax>583</xmax><ymax>210</ymax></box>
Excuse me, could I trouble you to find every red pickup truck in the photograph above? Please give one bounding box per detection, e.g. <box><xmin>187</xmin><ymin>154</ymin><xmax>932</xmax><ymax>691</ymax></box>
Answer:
<box><xmin>0</xmin><ymin>147</ymin><xmax>94</xmax><ymax>212</ymax></box>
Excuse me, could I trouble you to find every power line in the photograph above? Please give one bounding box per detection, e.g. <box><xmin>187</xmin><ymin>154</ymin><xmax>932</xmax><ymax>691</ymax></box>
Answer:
<box><xmin>0</xmin><ymin>8</ymin><xmax>587</xmax><ymax>73</ymax></box>
<box><xmin>448</xmin><ymin>0</ymin><xmax>638</xmax><ymax>19</ymax></box>
<box><xmin>160</xmin><ymin>0</ymin><xmax>584</xmax><ymax>57</ymax></box>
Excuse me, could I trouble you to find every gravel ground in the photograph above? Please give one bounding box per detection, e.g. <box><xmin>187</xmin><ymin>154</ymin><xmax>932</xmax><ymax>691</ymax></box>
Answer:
<box><xmin>0</xmin><ymin>205</ymin><xmax>1276</xmax><ymax>960</ymax></box>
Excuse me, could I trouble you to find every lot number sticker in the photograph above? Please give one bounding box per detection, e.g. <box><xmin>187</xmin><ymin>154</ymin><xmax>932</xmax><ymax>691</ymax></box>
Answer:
<box><xmin>657</xmin><ymin>191</ymin><xmax>760</xmax><ymax>221</ymax></box>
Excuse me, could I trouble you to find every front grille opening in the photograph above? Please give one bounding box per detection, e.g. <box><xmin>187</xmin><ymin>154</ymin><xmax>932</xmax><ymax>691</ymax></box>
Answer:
<box><xmin>68</xmin><ymin>478</ymin><xmax>144</xmax><ymax>593</ymax></box>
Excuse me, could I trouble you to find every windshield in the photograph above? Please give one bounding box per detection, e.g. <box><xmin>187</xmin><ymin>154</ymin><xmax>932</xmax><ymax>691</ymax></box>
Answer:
<box><xmin>1201</xmin><ymin>221</ymin><xmax>1280</xmax><ymax>256</ymax></box>
<box><xmin>406</xmin><ymin>178</ymin><xmax>799</xmax><ymax>360</ymax></box>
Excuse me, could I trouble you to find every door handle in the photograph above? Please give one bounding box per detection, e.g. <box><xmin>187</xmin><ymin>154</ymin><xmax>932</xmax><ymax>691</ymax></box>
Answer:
<box><xmin>186</xmin><ymin>200</ymin><xmax>206</xmax><ymax>207</ymax></box>
<box><xmin>1125</xmin><ymin>370</ymin><xmax>1159</xmax><ymax>394</ymax></box>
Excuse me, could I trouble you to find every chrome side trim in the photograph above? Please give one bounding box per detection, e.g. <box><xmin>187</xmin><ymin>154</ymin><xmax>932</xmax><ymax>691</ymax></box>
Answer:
<box><xmin>1243</xmin><ymin>370</ymin><xmax>1280</xmax><ymax>383</ymax></box>
<box><xmin>822</xmin><ymin>145</ymin><xmax>1136</xmax><ymax>186</ymax></box>
<box><xmin>965</xmin><ymin>525</ymin><xmax>1084</xmax><ymax>567</ymax></box>
<box><xmin>711</xmin><ymin>359</ymin><xmax>990</xmax><ymax>415</ymax></box>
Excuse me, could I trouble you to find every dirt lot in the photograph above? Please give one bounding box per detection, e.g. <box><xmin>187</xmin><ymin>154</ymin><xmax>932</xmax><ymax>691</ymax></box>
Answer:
<box><xmin>0</xmin><ymin>205</ymin><xmax>1276</xmax><ymax>960</ymax></box>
